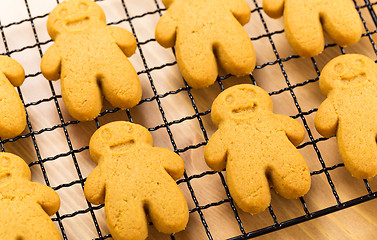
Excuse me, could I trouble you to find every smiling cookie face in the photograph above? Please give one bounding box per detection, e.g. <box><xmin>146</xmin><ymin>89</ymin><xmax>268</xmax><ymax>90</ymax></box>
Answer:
<box><xmin>211</xmin><ymin>84</ymin><xmax>273</xmax><ymax>127</ymax></box>
<box><xmin>89</xmin><ymin>122</ymin><xmax>153</xmax><ymax>162</ymax></box>
<box><xmin>319</xmin><ymin>54</ymin><xmax>377</xmax><ymax>95</ymax></box>
<box><xmin>47</xmin><ymin>0</ymin><xmax>106</xmax><ymax>39</ymax></box>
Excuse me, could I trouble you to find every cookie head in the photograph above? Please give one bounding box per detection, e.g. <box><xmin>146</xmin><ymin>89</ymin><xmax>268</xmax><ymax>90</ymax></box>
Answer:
<box><xmin>0</xmin><ymin>153</ymin><xmax>30</xmax><ymax>185</ymax></box>
<box><xmin>211</xmin><ymin>84</ymin><xmax>273</xmax><ymax>127</ymax></box>
<box><xmin>319</xmin><ymin>54</ymin><xmax>377</xmax><ymax>95</ymax></box>
<box><xmin>89</xmin><ymin>121</ymin><xmax>153</xmax><ymax>162</ymax></box>
<box><xmin>47</xmin><ymin>0</ymin><xmax>106</xmax><ymax>39</ymax></box>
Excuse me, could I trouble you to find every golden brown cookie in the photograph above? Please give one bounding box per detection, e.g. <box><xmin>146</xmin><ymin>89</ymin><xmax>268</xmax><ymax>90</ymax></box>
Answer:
<box><xmin>0</xmin><ymin>152</ymin><xmax>61</xmax><ymax>239</ymax></box>
<box><xmin>204</xmin><ymin>84</ymin><xmax>311</xmax><ymax>214</ymax></box>
<box><xmin>41</xmin><ymin>0</ymin><xmax>142</xmax><ymax>121</ymax></box>
<box><xmin>155</xmin><ymin>0</ymin><xmax>256</xmax><ymax>88</ymax></box>
<box><xmin>263</xmin><ymin>0</ymin><xmax>362</xmax><ymax>58</ymax></box>
<box><xmin>0</xmin><ymin>56</ymin><xmax>26</xmax><ymax>139</ymax></box>
<box><xmin>84</xmin><ymin>121</ymin><xmax>189</xmax><ymax>240</ymax></box>
<box><xmin>315</xmin><ymin>54</ymin><xmax>377</xmax><ymax>179</ymax></box>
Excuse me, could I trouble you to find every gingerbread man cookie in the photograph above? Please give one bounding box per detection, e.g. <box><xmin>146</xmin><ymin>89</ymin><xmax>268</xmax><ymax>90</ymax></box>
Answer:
<box><xmin>263</xmin><ymin>0</ymin><xmax>362</xmax><ymax>58</ymax></box>
<box><xmin>41</xmin><ymin>0</ymin><xmax>142</xmax><ymax>121</ymax></box>
<box><xmin>204</xmin><ymin>84</ymin><xmax>311</xmax><ymax>214</ymax></box>
<box><xmin>0</xmin><ymin>56</ymin><xmax>26</xmax><ymax>139</ymax></box>
<box><xmin>0</xmin><ymin>153</ymin><xmax>61</xmax><ymax>239</ymax></box>
<box><xmin>84</xmin><ymin>121</ymin><xmax>188</xmax><ymax>240</ymax></box>
<box><xmin>315</xmin><ymin>54</ymin><xmax>377</xmax><ymax>179</ymax></box>
<box><xmin>155</xmin><ymin>0</ymin><xmax>256</xmax><ymax>88</ymax></box>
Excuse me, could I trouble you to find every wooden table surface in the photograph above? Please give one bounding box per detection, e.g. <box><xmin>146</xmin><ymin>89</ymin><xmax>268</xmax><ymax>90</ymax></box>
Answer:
<box><xmin>1</xmin><ymin>0</ymin><xmax>377</xmax><ymax>239</ymax></box>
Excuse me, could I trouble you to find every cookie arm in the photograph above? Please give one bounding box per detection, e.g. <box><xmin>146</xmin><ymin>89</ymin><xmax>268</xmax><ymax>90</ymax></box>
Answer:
<box><xmin>84</xmin><ymin>166</ymin><xmax>106</xmax><ymax>205</ymax></box>
<box><xmin>154</xmin><ymin>147</ymin><xmax>185</xmax><ymax>180</ymax></box>
<box><xmin>35</xmin><ymin>183</ymin><xmax>61</xmax><ymax>216</ymax></box>
<box><xmin>276</xmin><ymin>114</ymin><xmax>305</xmax><ymax>146</ymax></box>
<box><xmin>40</xmin><ymin>43</ymin><xmax>61</xmax><ymax>81</ymax></box>
<box><xmin>315</xmin><ymin>97</ymin><xmax>338</xmax><ymax>138</ymax></box>
<box><xmin>263</xmin><ymin>0</ymin><xmax>285</xmax><ymax>19</ymax></box>
<box><xmin>0</xmin><ymin>56</ymin><xmax>25</xmax><ymax>87</ymax></box>
<box><xmin>108</xmin><ymin>26</ymin><xmax>137</xmax><ymax>57</ymax></box>
<box><xmin>227</xmin><ymin>0</ymin><xmax>251</xmax><ymax>25</ymax></box>
<box><xmin>155</xmin><ymin>10</ymin><xmax>177</xmax><ymax>48</ymax></box>
<box><xmin>204</xmin><ymin>129</ymin><xmax>227</xmax><ymax>172</ymax></box>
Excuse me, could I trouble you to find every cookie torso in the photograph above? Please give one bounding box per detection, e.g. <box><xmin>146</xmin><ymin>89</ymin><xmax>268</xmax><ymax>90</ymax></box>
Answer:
<box><xmin>0</xmin><ymin>72</ymin><xmax>25</xmax><ymax>139</ymax></box>
<box><xmin>102</xmin><ymin>146</ymin><xmax>188</xmax><ymax>235</ymax></box>
<box><xmin>102</xmin><ymin>147</ymin><xmax>181</xmax><ymax>200</ymax></box>
<box><xmin>286</xmin><ymin>0</ymin><xmax>361</xmax><ymax>57</ymax></box>
<box><xmin>57</xmin><ymin>27</ymin><xmax>128</xmax><ymax>72</ymax></box>
<box><xmin>0</xmin><ymin>153</ymin><xmax>61</xmax><ymax>239</ymax></box>
<box><xmin>333</xmin><ymin>85</ymin><xmax>377</xmax><ymax>131</ymax></box>
<box><xmin>264</xmin><ymin>0</ymin><xmax>362</xmax><ymax>57</ymax></box>
<box><xmin>0</xmin><ymin>56</ymin><xmax>26</xmax><ymax>139</ymax></box>
<box><xmin>156</xmin><ymin>0</ymin><xmax>255</xmax><ymax>88</ymax></box>
<box><xmin>224</xmin><ymin>114</ymin><xmax>299</xmax><ymax>169</ymax></box>
<box><xmin>0</xmin><ymin>181</ymin><xmax>61</xmax><ymax>240</ymax></box>
<box><xmin>332</xmin><ymin>85</ymin><xmax>377</xmax><ymax>178</ymax></box>
<box><xmin>173</xmin><ymin>0</ymin><xmax>242</xmax><ymax>37</ymax></box>
<box><xmin>223</xmin><ymin>114</ymin><xmax>310</xmax><ymax>213</ymax></box>
<box><xmin>57</xmin><ymin>27</ymin><xmax>141</xmax><ymax>120</ymax></box>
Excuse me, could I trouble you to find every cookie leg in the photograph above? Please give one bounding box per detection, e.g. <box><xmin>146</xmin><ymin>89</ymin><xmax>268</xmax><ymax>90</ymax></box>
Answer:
<box><xmin>61</xmin><ymin>73</ymin><xmax>102</xmax><ymax>121</ymax></box>
<box><xmin>284</xmin><ymin>2</ymin><xmax>324</xmax><ymax>57</ymax></box>
<box><xmin>338</xmin><ymin>131</ymin><xmax>377</xmax><ymax>179</ymax></box>
<box><xmin>215</xmin><ymin>23</ymin><xmax>256</xmax><ymax>76</ymax></box>
<box><xmin>175</xmin><ymin>37</ymin><xmax>218</xmax><ymax>88</ymax></box>
<box><xmin>227</xmin><ymin>165</ymin><xmax>271</xmax><ymax>214</ymax></box>
<box><xmin>146</xmin><ymin>180</ymin><xmax>188</xmax><ymax>233</ymax></box>
<box><xmin>320</xmin><ymin>0</ymin><xmax>362</xmax><ymax>47</ymax></box>
<box><xmin>99</xmin><ymin>58</ymin><xmax>142</xmax><ymax>109</ymax></box>
<box><xmin>105</xmin><ymin>198</ymin><xmax>148</xmax><ymax>240</ymax></box>
<box><xmin>268</xmin><ymin>145</ymin><xmax>311</xmax><ymax>199</ymax></box>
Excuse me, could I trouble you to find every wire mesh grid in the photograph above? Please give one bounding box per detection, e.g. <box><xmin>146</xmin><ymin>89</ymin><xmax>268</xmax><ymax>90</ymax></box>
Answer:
<box><xmin>1</xmin><ymin>0</ymin><xmax>377</xmax><ymax>239</ymax></box>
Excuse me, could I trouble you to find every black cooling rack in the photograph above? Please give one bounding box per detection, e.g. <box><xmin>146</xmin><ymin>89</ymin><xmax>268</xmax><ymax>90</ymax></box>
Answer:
<box><xmin>1</xmin><ymin>0</ymin><xmax>377</xmax><ymax>239</ymax></box>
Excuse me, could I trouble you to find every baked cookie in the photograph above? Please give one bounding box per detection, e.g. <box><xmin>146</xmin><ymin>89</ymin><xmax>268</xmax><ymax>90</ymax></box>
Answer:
<box><xmin>204</xmin><ymin>84</ymin><xmax>311</xmax><ymax>214</ymax></box>
<box><xmin>155</xmin><ymin>0</ymin><xmax>256</xmax><ymax>88</ymax></box>
<box><xmin>41</xmin><ymin>0</ymin><xmax>142</xmax><ymax>121</ymax></box>
<box><xmin>84</xmin><ymin>121</ymin><xmax>188</xmax><ymax>240</ymax></box>
<box><xmin>0</xmin><ymin>153</ymin><xmax>61</xmax><ymax>239</ymax></box>
<box><xmin>263</xmin><ymin>0</ymin><xmax>362</xmax><ymax>58</ymax></box>
<box><xmin>315</xmin><ymin>54</ymin><xmax>377</xmax><ymax>179</ymax></box>
<box><xmin>0</xmin><ymin>56</ymin><xmax>26</xmax><ymax>139</ymax></box>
